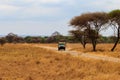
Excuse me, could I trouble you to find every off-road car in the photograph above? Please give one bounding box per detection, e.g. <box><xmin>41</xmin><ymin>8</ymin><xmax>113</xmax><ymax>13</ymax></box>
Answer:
<box><xmin>58</xmin><ymin>41</ymin><xmax>66</xmax><ymax>51</ymax></box>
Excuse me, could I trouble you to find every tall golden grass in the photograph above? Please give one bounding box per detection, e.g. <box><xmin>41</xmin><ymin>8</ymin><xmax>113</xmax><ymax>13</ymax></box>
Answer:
<box><xmin>0</xmin><ymin>43</ymin><xmax>120</xmax><ymax>80</ymax></box>
<box><xmin>39</xmin><ymin>43</ymin><xmax>120</xmax><ymax>58</ymax></box>
<box><xmin>67</xmin><ymin>43</ymin><xmax>120</xmax><ymax>58</ymax></box>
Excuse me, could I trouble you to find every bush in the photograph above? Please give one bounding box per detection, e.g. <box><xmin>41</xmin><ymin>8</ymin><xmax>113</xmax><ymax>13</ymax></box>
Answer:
<box><xmin>0</xmin><ymin>37</ymin><xmax>6</xmax><ymax>46</ymax></box>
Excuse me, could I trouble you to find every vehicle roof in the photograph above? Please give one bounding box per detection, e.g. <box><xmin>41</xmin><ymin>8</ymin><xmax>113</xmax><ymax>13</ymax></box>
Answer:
<box><xmin>58</xmin><ymin>42</ymin><xmax>66</xmax><ymax>43</ymax></box>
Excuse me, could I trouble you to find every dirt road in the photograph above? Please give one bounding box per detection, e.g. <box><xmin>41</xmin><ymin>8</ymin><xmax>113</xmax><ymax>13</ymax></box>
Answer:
<box><xmin>35</xmin><ymin>45</ymin><xmax>120</xmax><ymax>63</ymax></box>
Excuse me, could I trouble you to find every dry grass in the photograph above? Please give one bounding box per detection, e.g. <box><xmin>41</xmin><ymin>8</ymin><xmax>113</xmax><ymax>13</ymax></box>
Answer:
<box><xmin>0</xmin><ymin>43</ymin><xmax>120</xmax><ymax>80</ymax></box>
<box><xmin>67</xmin><ymin>43</ymin><xmax>120</xmax><ymax>58</ymax></box>
<box><xmin>39</xmin><ymin>43</ymin><xmax>120</xmax><ymax>58</ymax></box>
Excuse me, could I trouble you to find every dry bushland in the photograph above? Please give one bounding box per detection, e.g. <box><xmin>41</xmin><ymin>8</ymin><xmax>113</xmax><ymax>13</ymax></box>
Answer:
<box><xmin>0</xmin><ymin>44</ymin><xmax>120</xmax><ymax>80</ymax></box>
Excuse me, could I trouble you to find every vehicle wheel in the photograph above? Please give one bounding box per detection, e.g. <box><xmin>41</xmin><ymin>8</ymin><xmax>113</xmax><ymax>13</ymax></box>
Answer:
<box><xmin>58</xmin><ymin>48</ymin><xmax>60</xmax><ymax>51</ymax></box>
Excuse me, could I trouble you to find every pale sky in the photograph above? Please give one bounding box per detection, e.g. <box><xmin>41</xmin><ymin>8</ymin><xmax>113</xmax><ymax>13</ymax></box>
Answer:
<box><xmin>0</xmin><ymin>0</ymin><xmax>120</xmax><ymax>36</ymax></box>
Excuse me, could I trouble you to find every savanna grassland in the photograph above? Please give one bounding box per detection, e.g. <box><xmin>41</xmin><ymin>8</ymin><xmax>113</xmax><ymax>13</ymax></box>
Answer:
<box><xmin>67</xmin><ymin>43</ymin><xmax>120</xmax><ymax>58</ymax></box>
<box><xmin>39</xmin><ymin>43</ymin><xmax>120</xmax><ymax>58</ymax></box>
<box><xmin>0</xmin><ymin>43</ymin><xmax>120</xmax><ymax>80</ymax></box>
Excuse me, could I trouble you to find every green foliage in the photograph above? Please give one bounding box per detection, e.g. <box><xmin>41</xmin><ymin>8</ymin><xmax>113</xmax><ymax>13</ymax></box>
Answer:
<box><xmin>109</xmin><ymin>9</ymin><xmax>120</xmax><ymax>19</ymax></box>
<box><xmin>46</xmin><ymin>35</ymin><xmax>64</xmax><ymax>43</ymax></box>
<box><xmin>98</xmin><ymin>36</ymin><xmax>117</xmax><ymax>43</ymax></box>
<box><xmin>6</xmin><ymin>33</ymin><xmax>24</xmax><ymax>43</ymax></box>
<box><xmin>24</xmin><ymin>36</ymin><xmax>42</xmax><ymax>43</ymax></box>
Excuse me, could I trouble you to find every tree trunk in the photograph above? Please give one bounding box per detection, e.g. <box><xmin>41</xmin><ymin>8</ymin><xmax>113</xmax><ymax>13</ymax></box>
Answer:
<box><xmin>81</xmin><ymin>35</ymin><xmax>86</xmax><ymax>49</ymax></box>
<box><xmin>111</xmin><ymin>27</ymin><xmax>120</xmax><ymax>51</ymax></box>
<box><xmin>83</xmin><ymin>42</ymin><xmax>86</xmax><ymax>49</ymax></box>
<box><xmin>81</xmin><ymin>41</ymin><xmax>86</xmax><ymax>49</ymax></box>
<box><xmin>92</xmin><ymin>39</ymin><xmax>97</xmax><ymax>51</ymax></box>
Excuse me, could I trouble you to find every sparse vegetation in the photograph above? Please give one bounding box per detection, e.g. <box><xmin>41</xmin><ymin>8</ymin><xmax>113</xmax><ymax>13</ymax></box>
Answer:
<box><xmin>0</xmin><ymin>43</ymin><xmax>120</xmax><ymax>80</ymax></box>
<box><xmin>69</xmin><ymin>9</ymin><xmax>120</xmax><ymax>51</ymax></box>
<box><xmin>1</xmin><ymin>9</ymin><xmax>120</xmax><ymax>79</ymax></box>
<box><xmin>0</xmin><ymin>37</ymin><xmax>6</xmax><ymax>46</ymax></box>
<box><xmin>70</xmin><ymin>12</ymin><xmax>108</xmax><ymax>51</ymax></box>
<box><xmin>41</xmin><ymin>43</ymin><xmax>120</xmax><ymax>58</ymax></box>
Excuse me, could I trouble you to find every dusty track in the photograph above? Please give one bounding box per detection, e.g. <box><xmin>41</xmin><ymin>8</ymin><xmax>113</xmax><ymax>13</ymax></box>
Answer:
<box><xmin>34</xmin><ymin>45</ymin><xmax>120</xmax><ymax>63</ymax></box>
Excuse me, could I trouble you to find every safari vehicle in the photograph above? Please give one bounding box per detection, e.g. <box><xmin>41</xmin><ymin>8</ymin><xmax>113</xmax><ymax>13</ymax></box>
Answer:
<box><xmin>58</xmin><ymin>41</ymin><xmax>66</xmax><ymax>51</ymax></box>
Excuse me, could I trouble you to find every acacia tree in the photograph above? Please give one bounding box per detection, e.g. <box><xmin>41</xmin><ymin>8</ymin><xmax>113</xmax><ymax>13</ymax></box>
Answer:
<box><xmin>6</xmin><ymin>33</ymin><xmax>18</xmax><ymax>43</ymax></box>
<box><xmin>70</xmin><ymin>12</ymin><xmax>108</xmax><ymax>51</ymax></box>
<box><xmin>87</xmin><ymin>12</ymin><xmax>108</xmax><ymax>51</ymax></box>
<box><xmin>69</xmin><ymin>30</ymin><xmax>87</xmax><ymax>48</ymax></box>
<box><xmin>109</xmin><ymin>9</ymin><xmax>120</xmax><ymax>51</ymax></box>
<box><xmin>70</xmin><ymin>13</ymin><xmax>93</xmax><ymax>49</ymax></box>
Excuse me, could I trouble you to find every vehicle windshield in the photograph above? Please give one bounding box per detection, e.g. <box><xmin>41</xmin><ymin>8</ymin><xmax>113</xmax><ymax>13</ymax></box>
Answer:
<box><xmin>58</xmin><ymin>42</ymin><xmax>65</xmax><ymax>46</ymax></box>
